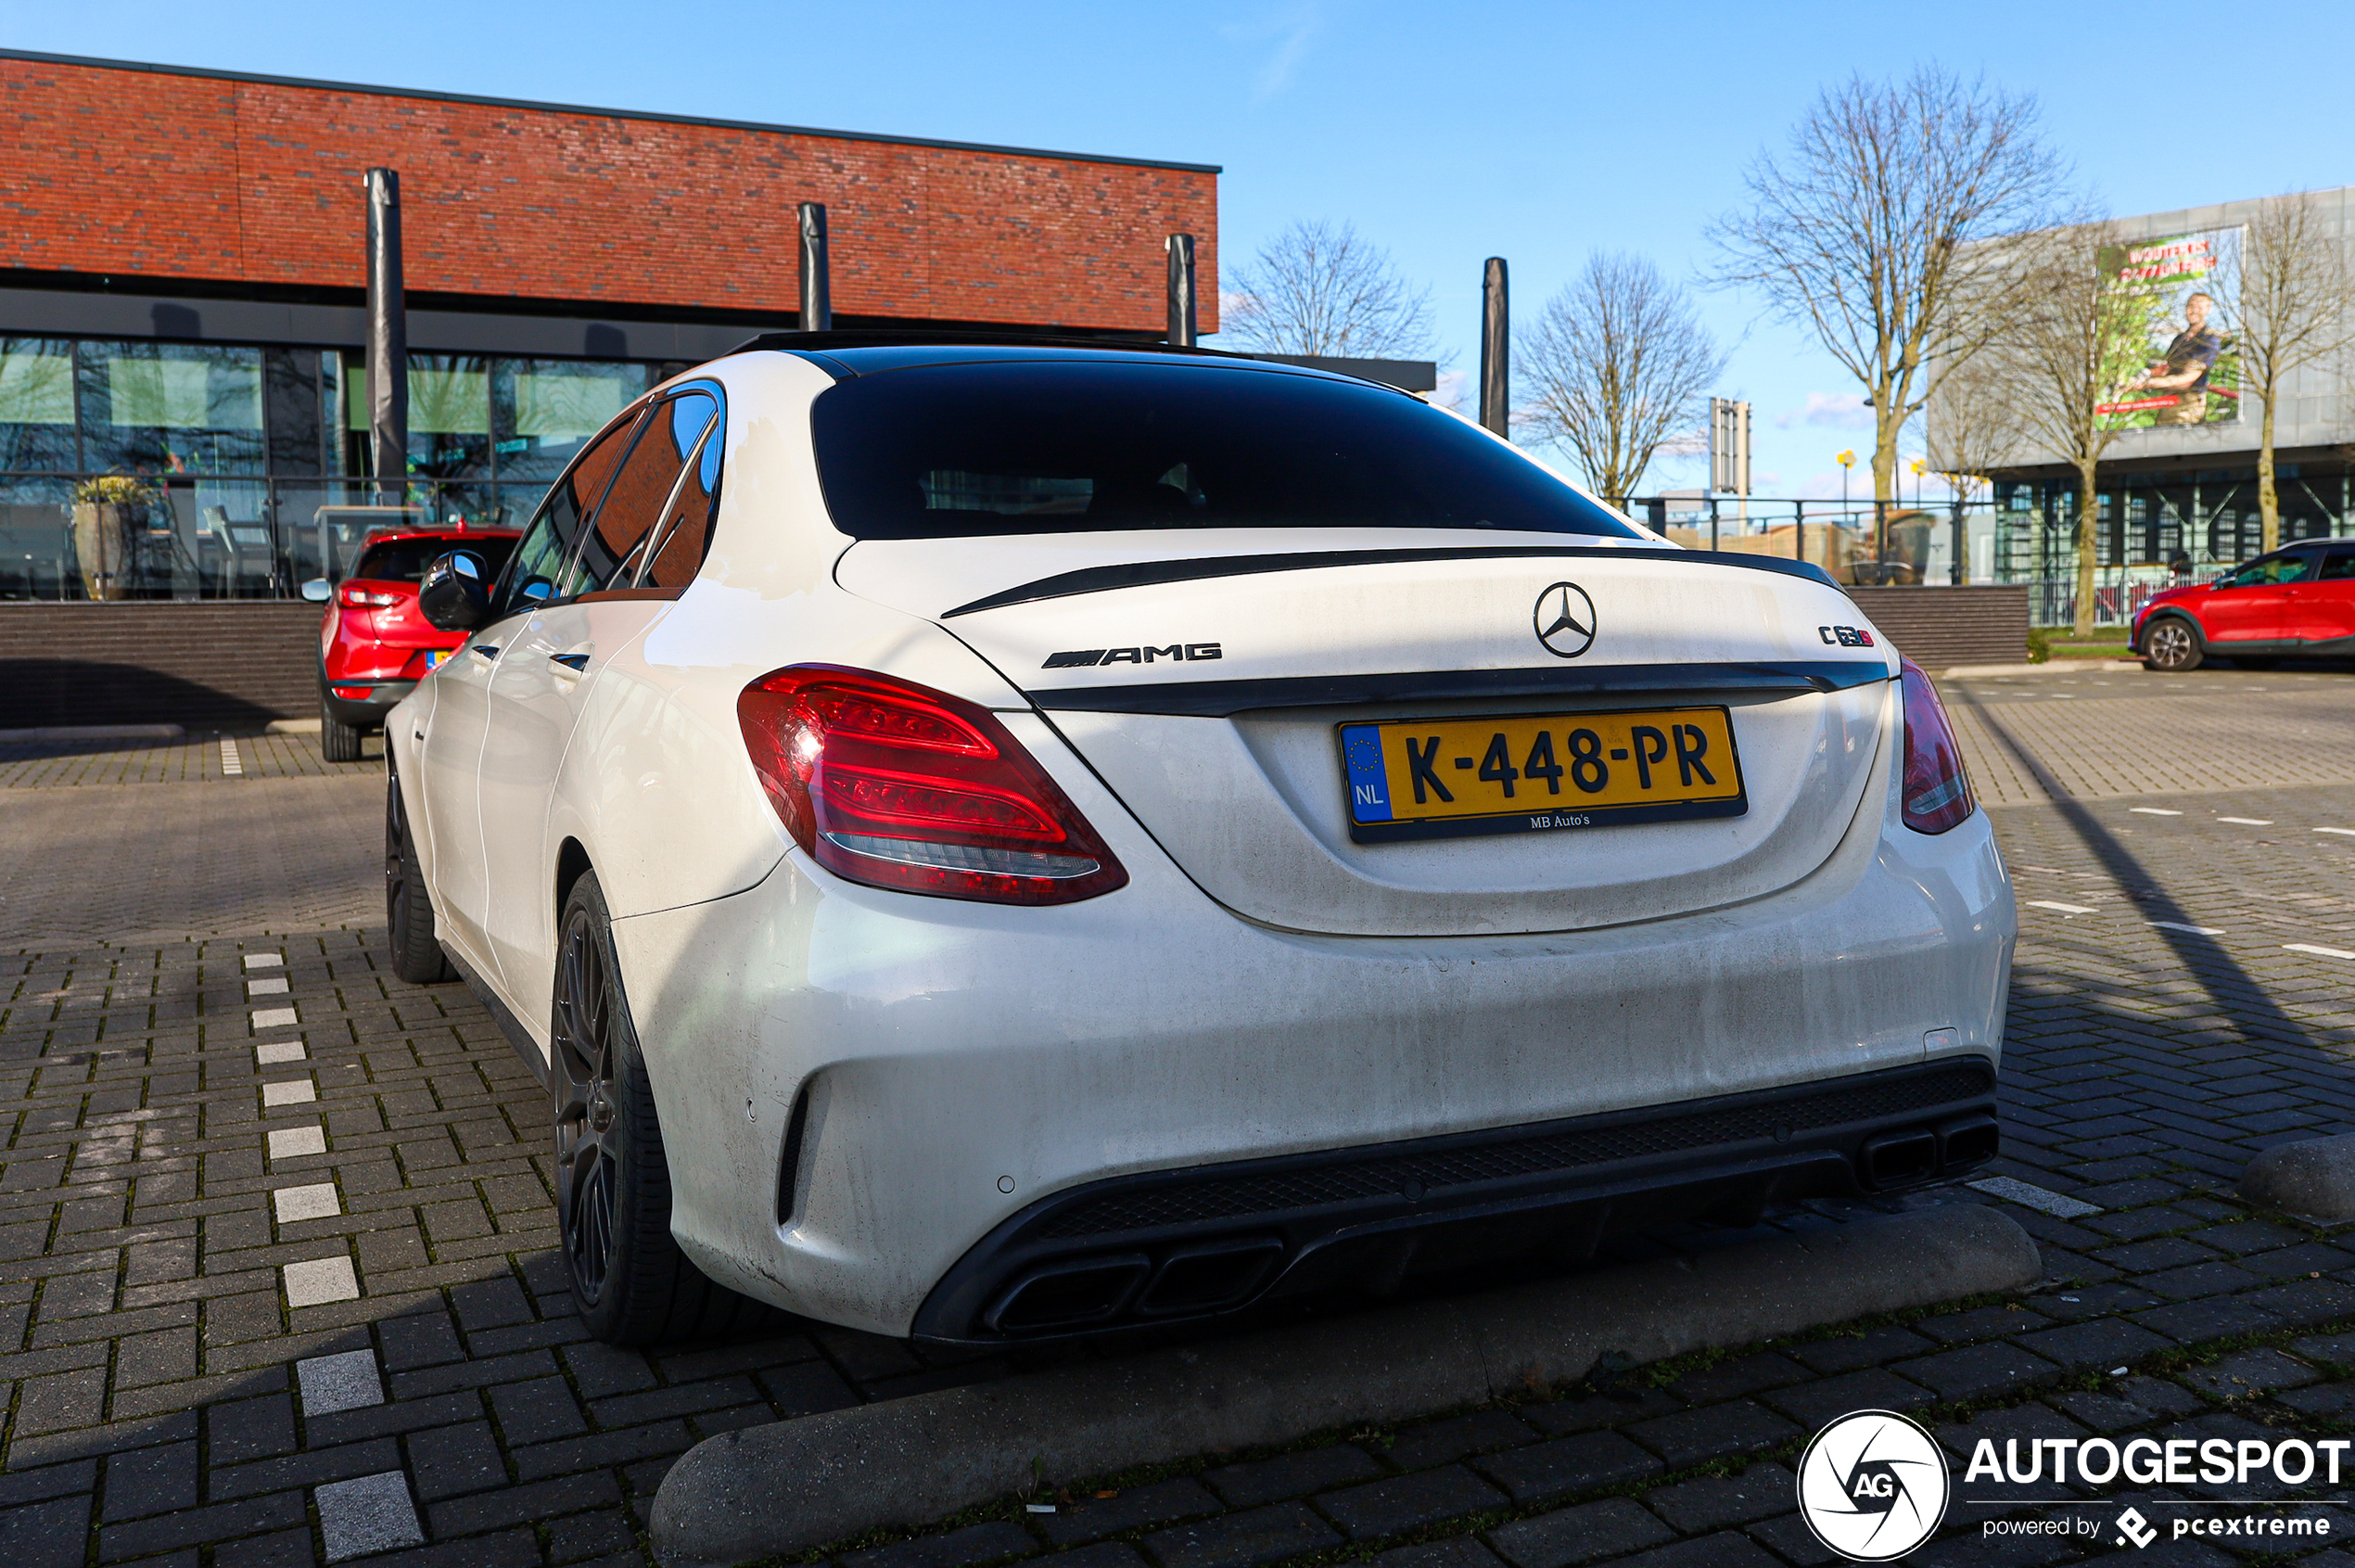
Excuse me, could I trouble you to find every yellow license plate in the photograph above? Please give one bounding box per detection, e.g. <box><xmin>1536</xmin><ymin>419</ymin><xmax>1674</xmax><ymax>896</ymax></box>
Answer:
<box><xmin>1339</xmin><ymin>706</ymin><xmax>1747</xmax><ymax>843</ymax></box>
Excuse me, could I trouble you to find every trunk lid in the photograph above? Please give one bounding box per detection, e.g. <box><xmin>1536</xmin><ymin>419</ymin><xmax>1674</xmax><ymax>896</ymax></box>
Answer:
<box><xmin>838</xmin><ymin>529</ymin><xmax>1895</xmax><ymax>937</ymax></box>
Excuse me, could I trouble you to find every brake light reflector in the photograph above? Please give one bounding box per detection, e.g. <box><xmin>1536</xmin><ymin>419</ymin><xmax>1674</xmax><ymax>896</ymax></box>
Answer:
<box><xmin>1899</xmin><ymin>657</ymin><xmax>1975</xmax><ymax>834</ymax></box>
<box><xmin>737</xmin><ymin>665</ymin><xmax>1127</xmax><ymax>904</ymax></box>
<box><xmin>338</xmin><ymin>582</ymin><xmax>400</xmax><ymax>608</ymax></box>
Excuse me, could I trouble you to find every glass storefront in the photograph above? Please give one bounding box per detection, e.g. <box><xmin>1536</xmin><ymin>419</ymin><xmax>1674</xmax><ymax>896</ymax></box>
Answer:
<box><xmin>0</xmin><ymin>336</ymin><xmax>661</xmax><ymax>599</ymax></box>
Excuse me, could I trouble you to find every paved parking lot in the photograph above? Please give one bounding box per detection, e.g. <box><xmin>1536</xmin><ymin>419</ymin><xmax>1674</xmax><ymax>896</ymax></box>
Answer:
<box><xmin>9</xmin><ymin>667</ymin><xmax>2355</xmax><ymax>1568</ymax></box>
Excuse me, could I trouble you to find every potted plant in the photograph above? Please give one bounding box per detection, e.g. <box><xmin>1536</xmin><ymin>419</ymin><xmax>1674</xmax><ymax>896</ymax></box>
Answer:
<box><xmin>70</xmin><ymin>475</ymin><xmax>155</xmax><ymax>601</ymax></box>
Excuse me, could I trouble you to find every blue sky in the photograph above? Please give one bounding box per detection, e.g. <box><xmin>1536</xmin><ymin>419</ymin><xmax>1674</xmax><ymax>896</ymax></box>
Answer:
<box><xmin>10</xmin><ymin>0</ymin><xmax>2353</xmax><ymax>501</ymax></box>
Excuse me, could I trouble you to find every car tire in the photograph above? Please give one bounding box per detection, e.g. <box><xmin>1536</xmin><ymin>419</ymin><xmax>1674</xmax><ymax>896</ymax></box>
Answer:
<box><xmin>322</xmin><ymin>696</ymin><xmax>364</xmax><ymax>762</ymax></box>
<box><xmin>386</xmin><ymin>765</ymin><xmax>456</xmax><ymax>985</ymax></box>
<box><xmin>2142</xmin><ymin>617</ymin><xmax>2204</xmax><ymax>672</ymax></box>
<box><xmin>554</xmin><ymin>872</ymin><xmax>776</xmax><ymax>1346</ymax></box>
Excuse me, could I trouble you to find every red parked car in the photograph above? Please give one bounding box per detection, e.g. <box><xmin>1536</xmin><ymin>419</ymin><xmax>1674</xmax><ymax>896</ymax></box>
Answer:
<box><xmin>309</xmin><ymin>528</ymin><xmax>521</xmax><ymax>760</ymax></box>
<box><xmin>2132</xmin><ymin>541</ymin><xmax>2355</xmax><ymax>671</ymax></box>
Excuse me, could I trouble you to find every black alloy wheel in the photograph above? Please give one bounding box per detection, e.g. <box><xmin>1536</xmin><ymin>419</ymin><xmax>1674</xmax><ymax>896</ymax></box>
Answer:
<box><xmin>385</xmin><ymin>766</ymin><xmax>455</xmax><ymax>984</ymax></box>
<box><xmin>554</xmin><ymin>897</ymin><xmax>623</xmax><ymax>1311</ymax></box>
<box><xmin>551</xmin><ymin>873</ymin><xmax>773</xmax><ymax>1345</ymax></box>
<box><xmin>2143</xmin><ymin>617</ymin><xmax>2203</xmax><ymax>672</ymax></box>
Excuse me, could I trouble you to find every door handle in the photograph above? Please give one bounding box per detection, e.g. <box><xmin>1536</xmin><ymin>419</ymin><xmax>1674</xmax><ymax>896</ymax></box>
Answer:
<box><xmin>472</xmin><ymin>644</ymin><xmax>499</xmax><ymax>660</ymax></box>
<box><xmin>550</xmin><ymin>653</ymin><xmax>591</xmax><ymax>671</ymax></box>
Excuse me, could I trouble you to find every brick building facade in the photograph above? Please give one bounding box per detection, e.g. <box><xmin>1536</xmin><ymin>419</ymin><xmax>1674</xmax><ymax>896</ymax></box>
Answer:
<box><xmin>0</xmin><ymin>50</ymin><xmax>1220</xmax><ymax>612</ymax></box>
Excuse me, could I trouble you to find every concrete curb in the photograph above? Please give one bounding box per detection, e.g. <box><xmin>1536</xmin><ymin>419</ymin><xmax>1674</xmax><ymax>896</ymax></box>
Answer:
<box><xmin>1942</xmin><ymin>660</ymin><xmax>2142</xmax><ymax>678</ymax></box>
<box><xmin>2240</xmin><ymin>1134</ymin><xmax>2355</xmax><ymax>1219</ymax></box>
<box><xmin>0</xmin><ymin>723</ymin><xmax>185</xmax><ymax>741</ymax></box>
<box><xmin>648</xmin><ymin>1205</ymin><xmax>2039</xmax><ymax>1568</ymax></box>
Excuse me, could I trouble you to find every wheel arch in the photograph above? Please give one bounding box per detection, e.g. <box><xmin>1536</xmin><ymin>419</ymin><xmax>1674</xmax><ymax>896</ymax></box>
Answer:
<box><xmin>555</xmin><ymin>837</ymin><xmax>594</xmax><ymax>936</ymax></box>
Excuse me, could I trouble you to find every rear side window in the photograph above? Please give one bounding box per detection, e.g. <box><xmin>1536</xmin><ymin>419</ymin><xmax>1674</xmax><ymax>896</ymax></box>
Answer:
<box><xmin>352</xmin><ymin>536</ymin><xmax>516</xmax><ymax>584</ymax></box>
<box><xmin>2320</xmin><ymin>551</ymin><xmax>2355</xmax><ymax>581</ymax></box>
<box><xmin>808</xmin><ymin>361</ymin><xmax>1640</xmax><ymax>541</ymax></box>
<box><xmin>497</xmin><ymin>405</ymin><xmax>643</xmax><ymax>615</ymax></box>
<box><xmin>562</xmin><ymin>388</ymin><xmax>722</xmax><ymax>593</ymax></box>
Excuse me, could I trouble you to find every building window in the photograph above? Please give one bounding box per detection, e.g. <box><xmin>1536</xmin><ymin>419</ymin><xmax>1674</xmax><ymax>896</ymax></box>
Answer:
<box><xmin>0</xmin><ymin>338</ymin><xmax>78</xmax><ymax>472</ymax></box>
<box><xmin>78</xmin><ymin>342</ymin><xmax>266</xmax><ymax>475</ymax></box>
<box><xmin>492</xmin><ymin>360</ymin><xmax>652</xmax><ymax>483</ymax></box>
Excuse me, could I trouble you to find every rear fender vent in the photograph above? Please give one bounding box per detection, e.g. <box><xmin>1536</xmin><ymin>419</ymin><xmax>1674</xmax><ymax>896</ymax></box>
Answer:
<box><xmin>775</xmin><ymin>1083</ymin><xmax>813</xmax><ymax>1227</ymax></box>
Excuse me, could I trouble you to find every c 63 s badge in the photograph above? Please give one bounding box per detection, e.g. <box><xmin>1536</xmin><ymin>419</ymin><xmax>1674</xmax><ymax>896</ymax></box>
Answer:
<box><xmin>1043</xmin><ymin>643</ymin><xmax>1221</xmax><ymax>669</ymax></box>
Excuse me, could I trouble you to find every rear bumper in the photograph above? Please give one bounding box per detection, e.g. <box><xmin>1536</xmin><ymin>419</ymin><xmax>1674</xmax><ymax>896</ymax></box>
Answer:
<box><xmin>607</xmin><ymin>709</ymin><xmax>2016</xmax><ymax>1338</ymax></box>
<box><xmin>910</xmin><ymin>1056</ymin><xmax>1997</xmax><ymax>1344</ymax></box>
<box><xmin>320</xmin><ymin>678</ymin><xmax>418</xmax><ymax>729</ymax></box>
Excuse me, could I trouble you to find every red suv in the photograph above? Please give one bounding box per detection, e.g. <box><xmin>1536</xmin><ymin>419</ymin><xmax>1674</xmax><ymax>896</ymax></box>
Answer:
<box><xmin>2132</xmin><ymin>542</ymin><xmax>2355</xmax><ymax>671</ymax></box>
<box><xmin>312</xmin><ymin>528</ymin><xmax>520</xmax><ymax>760</ymax></box>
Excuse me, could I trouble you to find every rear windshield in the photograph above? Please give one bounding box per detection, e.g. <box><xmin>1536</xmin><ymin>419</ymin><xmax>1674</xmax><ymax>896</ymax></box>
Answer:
<box><xmin>352</xmin><ymin>535</ymin><xmax>517</xmax><ymax>583</ymax></box>
<box><xmin>808</xmin><ymin>361</ymin><xmax>1641</xmax><ymax>541</ymax></box>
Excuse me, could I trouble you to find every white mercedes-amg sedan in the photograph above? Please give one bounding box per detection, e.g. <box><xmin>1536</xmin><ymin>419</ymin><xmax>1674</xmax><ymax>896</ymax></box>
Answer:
<box><xmin>388</xmin><ymin>336</ymin><xmax>2014</xmax><ymax>1347</ymax></box>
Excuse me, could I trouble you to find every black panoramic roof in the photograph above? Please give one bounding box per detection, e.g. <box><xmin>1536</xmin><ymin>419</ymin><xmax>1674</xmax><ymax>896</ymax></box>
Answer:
<box><xmin>728</xmin><ymin>330</ymin><xmax>1389</xmax><ymax>388</ymax></box>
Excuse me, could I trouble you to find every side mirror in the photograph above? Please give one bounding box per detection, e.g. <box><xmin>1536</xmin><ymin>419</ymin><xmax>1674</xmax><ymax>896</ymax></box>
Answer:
<box><xmin>418</xmin><ymin>551</ymin><xmax>493</xmax><ymax>631</ymax></box>
<box><xmin>299</xmin><ymin>578</ymin><xmax>332</xmax><ymax>604</ymax></box>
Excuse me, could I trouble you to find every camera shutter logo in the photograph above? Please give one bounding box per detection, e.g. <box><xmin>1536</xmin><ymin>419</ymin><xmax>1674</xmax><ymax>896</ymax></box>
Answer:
<box><xmin>1796</xmin><ymin>1409</ymin><xmax>1950</xmax><ymax>1562</ymax></box>
<box><xmin>1533</xmin><ymin>581</ymin><xmax>1596</xmax><ymax>659</ymax></box>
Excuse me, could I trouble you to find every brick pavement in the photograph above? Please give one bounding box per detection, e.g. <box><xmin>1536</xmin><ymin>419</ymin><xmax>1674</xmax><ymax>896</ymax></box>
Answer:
<box><xmin>8</xmin><ymin>680</ymin><xmax>2355</xmax><ymax>1566</ymax></box>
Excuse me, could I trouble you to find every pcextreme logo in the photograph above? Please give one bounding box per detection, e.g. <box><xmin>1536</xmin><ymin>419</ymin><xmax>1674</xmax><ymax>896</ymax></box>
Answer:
<box><xmin>1796</xmin><ymin>1410</ymin><xmax>1950</xmax><ymax>1561</ymax></box>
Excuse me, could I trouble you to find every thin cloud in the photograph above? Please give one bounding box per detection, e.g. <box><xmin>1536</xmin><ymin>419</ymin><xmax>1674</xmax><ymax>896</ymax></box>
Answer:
<box><xmin>1775</xmin><ymin>391</ymin><xmax>1873</xmax><ymax>430</ymax></box>
<box><xmin>1222</xmin><ymin>3</ymin><xmax>1326</xmax><ymax>99</ymax></box>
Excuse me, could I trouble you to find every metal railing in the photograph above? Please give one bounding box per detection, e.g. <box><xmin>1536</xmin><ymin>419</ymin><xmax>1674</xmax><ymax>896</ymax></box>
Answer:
<box><xmin>0</xmin><ymin>476</ymin><xmax>542</xmax><ymax>602</ymax></box>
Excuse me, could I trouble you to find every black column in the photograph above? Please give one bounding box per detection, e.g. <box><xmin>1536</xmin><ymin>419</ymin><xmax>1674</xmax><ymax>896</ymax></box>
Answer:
<box><xmin>1480</xmin><ymin>257</ymin><xmax>1509</xmax><ymax>438</ymax></box>
<box><xmin>799</xmin><ymin>203</ymin><xmax>832</xmax><ymax>331</ymax></box>
<box><xmin>363</xmin><ymin>169</ymin><xmax>407</xmax><ymax>495</ymax></box>
<box><xmin>1166</xmin><ymin>234</ymin><xmax>1197</xmax><ymax>347</ymax></box>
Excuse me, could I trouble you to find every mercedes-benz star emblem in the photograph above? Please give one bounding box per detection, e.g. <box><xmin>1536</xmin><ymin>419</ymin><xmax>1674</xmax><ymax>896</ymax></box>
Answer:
<box><xmin>1533</xmin><ymin>581</ymin><xmax>1596</xmax><ymax>659</ymax></box>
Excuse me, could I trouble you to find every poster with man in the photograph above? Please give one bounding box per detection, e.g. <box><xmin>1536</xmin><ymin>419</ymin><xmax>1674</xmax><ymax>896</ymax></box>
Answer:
<box><xmin>2096</xmin><ymin>226</ymin><xmax>2243</xmax><ymax>429</ymax></box>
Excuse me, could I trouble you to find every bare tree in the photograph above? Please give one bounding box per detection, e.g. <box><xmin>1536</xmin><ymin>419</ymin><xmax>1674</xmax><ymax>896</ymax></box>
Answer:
<box><xmin>2235</xmin><ymin>192</ymin><xmax>2355</xmax><ymax>553</ymax></box>
<box><xmin>1222</xmin><ymin>220</ymin><xmax>1433</xmax><ymax>358</ymax></box>
<box><xmin>1922</xmin><ymin>348</ymin><xmax>2028</xmax><ymax>506</ymax></box>
<box><xmin>1708</xmin><ymin>66</ymin><xmax>2068</xmax><ymax>508</ymax></box>
<box><xmin>1517</xmin><ymin>252</ymin><xmax>1726</xmax><ymax>501</ymax></box>
<box><xmin>1999</xmin><ymin>222</ymin><xmax>2149</xmax><ymax>635</ymax></box>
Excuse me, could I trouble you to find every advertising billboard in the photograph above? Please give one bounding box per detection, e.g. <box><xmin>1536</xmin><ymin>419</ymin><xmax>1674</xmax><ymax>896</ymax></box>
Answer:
<box><xmin>2096</xmin><ymin>226</ymin><xmax>2243</xmax><ymax>429</ymax></box>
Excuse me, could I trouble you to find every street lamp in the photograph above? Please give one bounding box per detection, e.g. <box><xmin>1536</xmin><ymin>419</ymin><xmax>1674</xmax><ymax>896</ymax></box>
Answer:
<box><xmin>1910</xmin><ymin>457</ymin><xmax>1926</xmax><ymax>512</ymax></box>
<box><xmin>1836</xmin><ymin>450</ymin><xmax>1854</xmax><ymax>517</ymax></box>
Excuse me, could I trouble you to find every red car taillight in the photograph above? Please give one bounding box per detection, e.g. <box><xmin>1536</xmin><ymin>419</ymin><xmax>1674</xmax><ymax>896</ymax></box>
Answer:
<box><xmin>339</xmin><ymin>583</ymin><xmax>399</xmax><ymax>608</ymax></box>
<box><xmin>1899</xmin><ymin>657</ymin><xmax>1975</xmax><ymax>834</ymax></box>
<box><xmin>736</xmin><ymin>665</ymin><xmax>1127</xmax><ymax>905</ymax></box>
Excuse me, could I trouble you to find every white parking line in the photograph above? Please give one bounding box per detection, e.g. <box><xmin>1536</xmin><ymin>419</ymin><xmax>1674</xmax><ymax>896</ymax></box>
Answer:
<box><xmin>273</xmin><ymin>1183</ymin><xmax>341</xmax><ymax>1223</ymax></box>
<box><xmin>1967</xmin><ymin>1176</ymin><xmax>2102</xmax><ymax>1218</ymax></box>
<box><xmin>252</xmin><ymin>1007</ymin><xmax>297</xmax><ymax>1030</ymax></box>
<box><xmin>315</xmin><ymin>1472</ymin><xmax>423</xmax><ymax>1561</ymax></box>
<box><xmin>2151</xmin><ymin>921</ymin><xmax>2226</xmax><ymax>936</ymax></box>
<box><xmin>2286</xmin><ymin>944</ymin><xmax>2355</xmax><ymax>961</ymax></box>
<box><xmin>2218</xmin><ymin>817</ymin><xmax>2274</xmax><ymax>826</ymax></box>
<box><xmin>2027</xmin><ymin>900</ymin><xmax>2098</xmax><ymax>915</ymax></box>
<box><xmin>255</xmin><ymin>1040</ymin><xmax>306</xmax><ymax>1066</ymax></box>
<box><xmin>243</xmin><ymin>953</ymin><xmax>282</xmax><ymax>970</ymax></box>
<box><xmin>261</xmin><ymin>1078</ymin><xmax>316</xmax><ymax>1108</ymax></box>
<box><xmin>247</xmin><ymin>975</ymin><xmax>288</xmax><ymax>997</ymax></box>
<box><xmin>282</xmin><ymin>1255</ymin><xmax>359</xmax><ymax>1307</ymax></box>
<box><xmin>2317</xmin><ymin>828</ymin><xmax>2355</xmax><ymax>837</ymax></box>
<box><xmin>297</xmin><ymin>1349</ymin><xmax>384</xmax><ymax>1415</ymax></box>
<box><xmin>267</xmin><ymin>1125</ymin><xmax>326</xmax><ymax>1160</ymax></box>
<box><xmin>219</xmin><ymin>738</ymin><xmax>243</xmax><ymax>776</ymax></box>
<box><xmin>2130</xmin><ymin>808</ymin><xmax>2183</xmax><ymax>816</ymax></box>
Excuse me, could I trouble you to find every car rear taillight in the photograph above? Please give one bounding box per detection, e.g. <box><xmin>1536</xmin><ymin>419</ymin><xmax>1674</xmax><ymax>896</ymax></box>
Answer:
<box><xmin>737</xmin><ymin>665</ymin><xmax>1127</xmax><ymax>905</ymax></box>
<box><xmin>339</xmin><ymin>583</ymin><xmax>399</xmax><ymax>608</ymax></box>
<box><xmin>1899</xmin><ymin>657</ymin><xmax>1975</xmax><ymax>834</ymax></box>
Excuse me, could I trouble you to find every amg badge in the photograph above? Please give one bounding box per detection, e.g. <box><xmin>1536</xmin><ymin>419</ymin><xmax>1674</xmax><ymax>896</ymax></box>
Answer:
<box><xmin>1818</xmin><ymin>625</ymin><xmax>1877</xmax><ymax>647</ymax></box>
<box><xmin>1042</xmin><ymin>643</ymin><xmax>1222</xmax><ymax>669</ymax></box>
